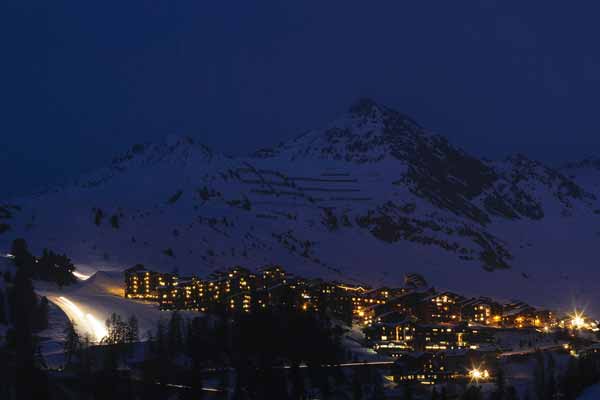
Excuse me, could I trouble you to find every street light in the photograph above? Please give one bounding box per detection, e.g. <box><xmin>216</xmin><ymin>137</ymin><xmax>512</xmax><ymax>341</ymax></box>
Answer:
<box><xmin>570</xmin><ymin>310</ymin><xmax>586</xmax><ymax>330</ymax></box>
<box><xmin>468</xmin><ymin>367</ymin><xmax>490</xmax><ymax>383</ymax></box>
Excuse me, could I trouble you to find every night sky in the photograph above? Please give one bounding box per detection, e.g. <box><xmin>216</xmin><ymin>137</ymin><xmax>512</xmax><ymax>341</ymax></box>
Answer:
<box><xmin>2</xmin><ymin>1</ymin><xmax>600</xmax><ymax>198</ymax></box>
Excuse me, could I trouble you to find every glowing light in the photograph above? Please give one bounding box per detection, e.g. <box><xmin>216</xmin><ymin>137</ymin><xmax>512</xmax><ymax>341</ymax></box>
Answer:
<box><xmin>570</xmin><ymin>311</ymin><xmax>587</xmax><ymax>330</ymax></box>
<box><xmin>468</xmin><ymin>367</ymin><xmax>490</xmax><ymax>382</ymax></box>
<box><xmin>53</xmin><ymin>296</ymin><xmax>107</xmax><ymax>343</ymax></box>
<box><xmin>58</xmin><ymin>296</ymin><xmax>85</xmax><ymax>319</ymax></box>
<box><xmin>73</xmin><ymin>271</ymin><xmax>91</xmax><ymax>280</ymax></box>
<box><xmin>86</xmin><ymin>313</ymin><xmax>108</xmax><ymax>342</ymax></box>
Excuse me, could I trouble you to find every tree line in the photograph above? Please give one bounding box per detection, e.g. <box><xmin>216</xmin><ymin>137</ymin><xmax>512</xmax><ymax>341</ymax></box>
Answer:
<box><xmin>24</xmin><ymin>306</ymin><xmax>355</xmax><ymax>399</ymax></box>
<box><xmin>139</xmin><ymin>308</ymin><xmax>349</xmax><ymax>399</ymax></box>
<box><xmin>10</xmin><ymin>238</ymin><xmax>76</xmax><ymax>287</ymax></box>
<box><xmin>0</xmin><ymin>239</ymin><xmax>61</xmax><ymax>399</ymax></box>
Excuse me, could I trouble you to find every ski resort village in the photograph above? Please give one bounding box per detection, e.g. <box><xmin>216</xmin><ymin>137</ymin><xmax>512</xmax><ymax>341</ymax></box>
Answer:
<box><xmin>121</xmin><ymin>264</ymin><xmax>600</xmax><ymax>379</ymax></box>
<box><xmin>3</xmin><ymin>101</ymin><xmax>600</xmax><ymax>398</ymax></box>
<box><xmin>3</xmin><ymin>243</ymin><xmax>600</xmax><ymax>399</ymax></box>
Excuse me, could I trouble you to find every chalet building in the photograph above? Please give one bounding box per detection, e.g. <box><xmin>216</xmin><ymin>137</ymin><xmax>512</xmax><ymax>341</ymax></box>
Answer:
<box><xmin>363</xmin><ymin>312</ymin><xmax>416</xmax><ymax>340</ymax></box>
<box><xmin>364</xmin><ymin>314</ymin><xmax>417</xmax><ymax>357</ymax></box>
<box><xmin>124</xmin><ymin>265</ymin><xmax>177</xmax><ymax>300</ymax></box>
<box><xmin>358</xmin><ymin>288</ymin><xmax>435</xmax><ymax>326</ymax></box>
<box><xmin>253</xmin><ymin>281</ymin><xmax>285</xmax><ymax>310</ymax></box>
<box><xmin>309</xmin><ymin>280</ymin><xmax>354</xmax><ymax>323</ymax></box>
<box><xmin>351</xmin><ymin>295</ymin><xmax>386</xmax><ymax>321</ymax></box>
<box><xmin>264</xmin><ymin>277</ymin><xmax>310</xmax><ymax>310</ymax></box>
<box><xmin>337</xmin><ymin>284</ymin><xmax>409</xmax><ymax>320</ymax></box>
<box><xmin>397</xmin><ymin>289</ymin><xmax>436</xmax><ymax>317</ymax></box>
<box><xmin>254</xmin><ymin>276</ymin><xmax>320</xmax><ymax>312</ymax></box>
<box><xmin>534</xmin><ymin>309</ymin><xmax>556</xmax><ymax>328</ymax></box>
<box><xmin>336</xmin><ymin>283</ymin><xmax>370</xmax><ymax>296</ymax></box>
<box><xmin>390</xmin><ymin>352</ymin><xmax>466</xmax><ymax>385</ymax></box>
<box><xmin>502</xmin><ymin>301</ymin><xmax>555</xmax><ymax>329</ymax></box>
<box><xmin>225</xmin><ymin>291</ymin><xmax>253</xmax><ymax>313</ymax></box>
<box><xmin>151</xmin><ymin>265</ymin><xmax>352</xmax><ymax>317</ymax></box>
<box><xmin>259</xmin><ymin>265</ymin><xmax>288</xmax><ymax>289</ymax></box>
<box><xmin>360</xmin><ymin>303</ymin><xmax>386</xmax><ymax>326</ymax></box>
<box><xmin>158</xmin><ymin>276</ymin><xmax>202</xmax><ymax>310</ymax></box>
<box><xmin>458</xmin><ymin>297</ymin><xmax>503</xmax><ymax>326</ymax></box>
<box><xmin>390</xmin><ymin>348</ymin><xmax>497</xmax><ymax>385</ymax></box>
<box><xmin>194</xmin><ymin>267</ymin><xmax>258</xmax><ymax>311</ymax></box>
<box><xmin>336</xmin><ymin>283</ymin><xmax>374</xmax><ymax>317</ymax></box>
<box><xmin>438</xmin><ymin>348</ymin><xmax>497</xmax><ymax>372</ymax></box>
<box><xmin>204</xmin><ymin>279</ymin><xmax>225</xmax><ymax>306</ymax></box>
<box><xmin>420</xmin><ymin>292</ymin><xmax>466</xmax><ymax>323</ymax></box>
<box><xmin>221</xmin><ymin>266</ymin><xmax>258</xmax><ymax>294</ymax></box>
<box><xmin>390</xmin><ymin>352</ymin><xmax>443</xmax><ymax>384</ymax></box>
<box><xmin>366</xmin><ymin>316</ymin><xmax>495</xmax><ymax>356</ymax></box>
<box><xmin>156</xmin><ymin>267</ymin><xmax>259</xmax><ymax>313</ymax></box>
<box><xmin>413</xmin><ymin>324</ymin><xmax>465</xmax><ymax>352</ymax></box>
<box><xmin>412</xmin><ymin>323</ymin><xmax>495</xmax><ymax>352</ymax></box>
<box><xmin>377</xmin><ymin>286</ymin><xmax>410</xmax><ymax>299</ymax></box>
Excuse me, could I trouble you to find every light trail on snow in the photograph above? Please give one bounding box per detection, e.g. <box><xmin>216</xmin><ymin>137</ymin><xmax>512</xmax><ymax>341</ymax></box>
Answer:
<box><xmin>86</xmin><ymin>313</ymin><xmax>108</xmax><ymax>341</ymax></box>
<box><xmin>57</xmin><ymin>296</ymin><xmax>84</xmax><ymax>319</ymax></box>
<box><xmin>53</xmin><ymin>296</ymin><xmax>108</xmax><ymax>342</ymax></box>
<box><xmin>72</xmin><ymin>270</ymin><xmax>91</xmax><ymax>280</ymax></box>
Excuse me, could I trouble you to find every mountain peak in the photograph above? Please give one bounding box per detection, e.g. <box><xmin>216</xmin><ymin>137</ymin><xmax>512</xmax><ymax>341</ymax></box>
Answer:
<box><xmin>111</xmin><ymin>135</ymin><xmax>212</xmax><ymax>166</ymax></box>
<box><xmin>165</xmin><ymin>134</ymin><xmax>195</xmax><ymax>147</ymax></box>
<box><xmin>348</xmin><ymin>97</ymin><xmax>381</xmax><ymax>117</ymax></box>
<box><xmin>251</xmin><ymin>99</ymin><xmax>426</xmax><ymax>163</ymax></box>
<box><xmin>348</xmin><ymin>98</ymin><xmax>421</xmax><ymax>129</ymax></box>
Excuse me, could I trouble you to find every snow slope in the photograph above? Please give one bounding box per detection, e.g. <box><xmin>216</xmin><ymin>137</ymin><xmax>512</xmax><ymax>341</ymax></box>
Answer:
<box><xmin>1</xmin><ymin>99</ymin><xmax>599</xmax><ymax>317</ymax></box>
<box><xmin>37</xmin><ymin>271</ymin><xmax>196</xmax><ymax>341</ymax></box>
<box><xmin>562</xmin><ymin>158</ymin><xmax>600</xmax><ymax>200</ymax></box>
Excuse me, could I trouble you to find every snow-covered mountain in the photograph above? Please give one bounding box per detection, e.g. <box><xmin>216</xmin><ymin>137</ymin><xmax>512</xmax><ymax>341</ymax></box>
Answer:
<box><xmin>562</xmin><ymin>158</ymin><xmax>600</xmax><ymax>199</ymax></box>
<box><xmin>2</xmin><ymin>99</ymin><xmax>599</xmax><ymax>315</ymax></box>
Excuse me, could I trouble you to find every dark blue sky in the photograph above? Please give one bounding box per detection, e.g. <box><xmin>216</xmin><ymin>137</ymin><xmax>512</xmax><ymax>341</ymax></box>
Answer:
<box><xmin>2</xmin><ymin>1</ymin><xmax>600</xmax><ymax>198</ymax></box>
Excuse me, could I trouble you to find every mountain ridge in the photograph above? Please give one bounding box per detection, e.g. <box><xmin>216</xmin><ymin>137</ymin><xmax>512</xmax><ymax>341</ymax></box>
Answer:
<box><xmin>2</xmin><ymin>99</ymin><xmax>599</xmax><ymax>315</ymax></box>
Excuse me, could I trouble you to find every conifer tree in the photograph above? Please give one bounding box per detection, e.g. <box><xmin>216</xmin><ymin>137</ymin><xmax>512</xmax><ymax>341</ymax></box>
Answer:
<box><xmin>492</xmin><ymin>366</ymin><xmax>506</xmax><ymax>400</ymax></box>
<box><xmin>126</xmin><ymin>315</ymin><xmax>139</xmax><ymax>343</ymax></box>
<box><xmin>34</xmin><ymin>296</ymin><xmax>49</xmax><ymax>331</ymax></box>
<box><xmin>64</xmin><ymin>321</ymin><xmax>81</xmax><ymax>367</ymax></box>
<box><xmin>533</xmin><ymin>350</ymin><xmax>546</xmax><ymax>400</ymax></box>
<box><xmin>462</xmin><ymin>385</ymin><xmax>483</xmax><ymax>400</ymax></box>
<box><xmin>351</xmin><ymin>371</ymin><xmax>363</xmax><ymax>400</ymax></box>
<box><xmin>440</xmin><ymin>387</ymin><xmax>448</xmax><ymax>400</ymax></box>
<box><xmin>0</xmin><ymin>291</ymin><xmax>6</xmax><ymax>324</ymax></box>
<box><xmin>106</xmin><ymin>312</ymin><xmax>131</xmax><ymax>345</ymax></box>
<box><xmin>78</xmin><ymin>333</ymin><xmax>93</xmax><ymax>376</ymax></box>
<box><xmin>505</xmin><ymin>386</ymin><xmax>519</xmax><ymax>400</ymax></box>
<box><xmin>560</xmin><ymin>357</ymin><xmax>581</xmax><ymax>399</ymax></box>
<box><xmin>13</xmin><ymin>266</ymin><xmax>38</xmax><ymax>399</ymax></box>
<box><xmin>167</xmin><ymin>311</ymin><xmax>184</xmax><ymax>355</ymax></box>
<box><xmin>290</xmin><ymin>364</ymin><xmax>305</xmax><ymax>400</ymax></box>
<box><xmin>547</xmin><ymin>353</ymin><xmax>557</xmax><ymax>400</ymax></box>
<box><xmin>11</xmin><ymin>238</ymin><xmax>34</xmax><ymax>271</ymax></box>
<box><xmin>403</xmin><ymin>382</ymin><xmax>413</xmax><ymax>400</ymax></box>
